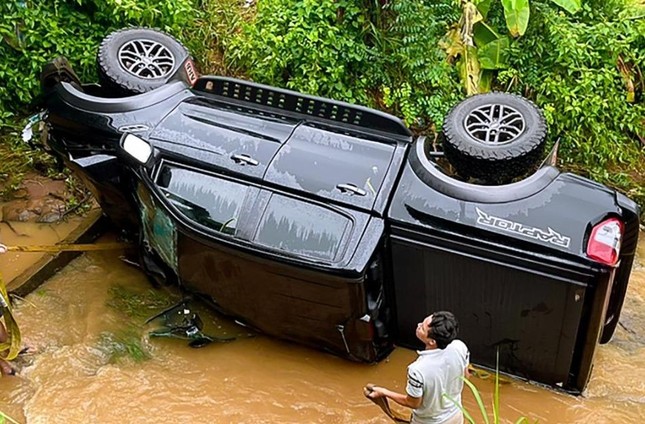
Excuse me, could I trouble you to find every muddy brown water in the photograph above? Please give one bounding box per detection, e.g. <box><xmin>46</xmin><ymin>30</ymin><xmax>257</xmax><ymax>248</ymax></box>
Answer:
<box><xmin>0</xmin><ymin>231</ymin><xmax>643</xmax><ymax>423</ymax></box>
<box><xmin>0</xmin><ymin>220</ymin><xmax>84</xmax><ymax>283</ymax></box>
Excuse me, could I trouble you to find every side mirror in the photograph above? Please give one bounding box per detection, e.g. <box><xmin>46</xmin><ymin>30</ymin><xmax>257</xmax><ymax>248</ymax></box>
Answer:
<box><xmin>119</xmin><ymin>133</ymin><xmax>156</xmax><ymax>169</ymax></box>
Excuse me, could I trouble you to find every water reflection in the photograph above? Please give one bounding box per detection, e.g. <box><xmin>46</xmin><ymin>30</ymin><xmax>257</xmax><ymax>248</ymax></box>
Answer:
<box><xmin>0</xmin><ymin>233</ymin><xmax>643</xmax><ymax>423</ymax></box>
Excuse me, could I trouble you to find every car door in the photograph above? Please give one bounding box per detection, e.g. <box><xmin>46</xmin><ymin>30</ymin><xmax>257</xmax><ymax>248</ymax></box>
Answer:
<box><xmin>264</xmin><ymin>124</ymin><xmax>399</xmax><ymax>212</ymax></box>
<box><xmin>150</xmin><ymin>97</ymin><xmax>298</xmax><ymax>180</ymax></box>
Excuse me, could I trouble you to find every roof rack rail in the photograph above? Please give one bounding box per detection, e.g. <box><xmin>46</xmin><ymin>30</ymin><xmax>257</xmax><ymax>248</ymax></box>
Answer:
<box><xmin>193</xmin><ymin>76</ymin><xmax>412</xmax><ymax>139</ymax></box>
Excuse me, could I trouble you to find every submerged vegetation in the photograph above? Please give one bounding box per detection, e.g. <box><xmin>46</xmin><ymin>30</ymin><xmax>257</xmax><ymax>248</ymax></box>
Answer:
<box><xmin>97</xmin><ymin>328</ymin><xmax>152</xmax><ymax>364</ymax></box>
<box><xmin>100</xmin><ymin>285</ymin><xmax>178</xmax><ymax>363</ymax></box>
<box><xmin>0</xmin><ymin>0</ymin><xmax>643</xmax><ymax>214</ymax></box>
<box><xmin>106</xmin><ymin>285</ymin><xmax>177</xmax><ymax>321</ymax></box>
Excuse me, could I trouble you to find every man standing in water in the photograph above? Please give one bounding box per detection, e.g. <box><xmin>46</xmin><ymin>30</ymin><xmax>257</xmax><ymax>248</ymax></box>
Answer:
<box><xmin>367</xmin><ymin>311</ymin><xmax>469</xmax><ymax>424</ymax></box>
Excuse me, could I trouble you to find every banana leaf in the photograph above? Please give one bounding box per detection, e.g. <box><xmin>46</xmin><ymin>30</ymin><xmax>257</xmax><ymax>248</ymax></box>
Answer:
<box><xmin>501</xmin><ymin>0</ymin><xmax>530</xmax><ymax>37</ymax></box>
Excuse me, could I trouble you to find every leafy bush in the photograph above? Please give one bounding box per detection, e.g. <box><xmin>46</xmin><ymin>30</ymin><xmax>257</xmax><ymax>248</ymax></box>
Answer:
<box><xmin>377</xmin><ymin>0</ymin><xmax>463</xmax><ymax>129</ymax></box>
<box><xmin>181</xmin><ymin>0</ymin><xmax>251</xmax><ymax>77</ymax></box>
<box><xmin>0</xmin><ymin>0</ymin><xmax>197</xmax><ymax>129</ymax></box>
<box><xmin>228</xmin><ymin>0</ymin><xmax>464</xmax><ymax>130</ymax></box>
<box><xmin>502</xmin><ymin>0</ymin><xmax>644</xmax><ymax>204</ymax></box>
<box><xmin>228</xmin><ymin>0</ymin><xmax>379</xmax><ymax>105</ymax></box>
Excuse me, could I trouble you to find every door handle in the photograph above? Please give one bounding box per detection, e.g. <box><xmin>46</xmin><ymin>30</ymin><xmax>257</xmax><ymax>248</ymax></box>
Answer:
<box><xmin>231</xmin><ymin>153</ymin><xmax>259</xmax><ymax>166</ymax></box>
<box><xmin>336</xmin><ymin>183</ymin><xmax>367</xmax><ymax>196</ymax></box>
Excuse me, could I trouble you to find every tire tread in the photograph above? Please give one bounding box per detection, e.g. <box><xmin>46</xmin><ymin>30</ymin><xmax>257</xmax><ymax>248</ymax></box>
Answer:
<box><xmin>443</xmin><ymin>92</ymin><xmax>547</xmax><ymax>184</ymax></box>
<box><xmin>97</xmin><ymin>27</ymin><xmax>189</xmax><ymax>96</ymax></box>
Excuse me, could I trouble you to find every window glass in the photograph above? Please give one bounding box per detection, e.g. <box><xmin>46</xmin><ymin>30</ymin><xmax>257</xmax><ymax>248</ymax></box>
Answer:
<box><xmin>254</xmin><ymin>194</ymin><xmax>349</xmax><ymax>261</ymax></box>
<box><xmin>156</xmin><ymin>165</ymin><xmax>246</xmax><ymax>235</ymax></box>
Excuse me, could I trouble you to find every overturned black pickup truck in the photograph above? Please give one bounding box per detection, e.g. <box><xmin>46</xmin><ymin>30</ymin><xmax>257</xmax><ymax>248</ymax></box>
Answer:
<box><xmin>37</xmin><ymin>28</ymin><xmax>640</xmax><ymax>393</ymax></box>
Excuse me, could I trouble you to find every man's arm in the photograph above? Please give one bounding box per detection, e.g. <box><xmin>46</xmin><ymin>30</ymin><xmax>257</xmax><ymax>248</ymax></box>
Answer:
<box><xmin>367</xmin><ymin>386</ymin><xmax>422</xmax><ymax>409</ymax></box>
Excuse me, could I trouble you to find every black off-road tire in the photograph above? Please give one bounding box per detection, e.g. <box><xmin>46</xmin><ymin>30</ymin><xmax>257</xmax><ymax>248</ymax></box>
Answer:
<box><xmin>97</xmin><ymin>27</ymin><xmax>189</xmax><ymax>96</ymax></box>
<box><xmin>442</xmin><ymin>92</ymin><xmax>547</xmax><ymax>184</ymax></box>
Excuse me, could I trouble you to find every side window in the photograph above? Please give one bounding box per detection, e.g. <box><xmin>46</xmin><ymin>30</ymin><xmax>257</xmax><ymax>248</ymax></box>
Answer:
<box><xmin>253</xmin><ymin>194</ymin><xmax>350</xmax><ymax>262</ymax></box>
<box><xmin>156</xmin><ymin>164</ymin><xmax>247</xmax><ymax>235</ymax></box>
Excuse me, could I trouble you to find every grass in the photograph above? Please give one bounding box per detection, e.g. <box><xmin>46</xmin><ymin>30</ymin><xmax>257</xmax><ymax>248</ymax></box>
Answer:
<box><xmin>106</xmin><ymin>284</ymin><xmax>178</xmax><ymax>322</ymax></box>
<box><xmin>445</xmin><ymin>352</ymin><xmax>535</xmax><ymax>424</ymax></box>
<box><xmin>181</xmin><ymin>0</ymin><xmax>254</xmax><ymax>77</ymax></box>
<box><xmin>97</xmin><ymin>328</ymin><xmax>152</xmax><ymax>364</ymax></box>
<box><xmin>0</xmin><ymin>125</ymin><xmax>53</xmax><ymax>201</ymax></box>
<box><xmin>0</xmin><ymin>410</ymin><xmax>20</xmax><ymax>424</ymax></box>
<box><xmin>99</xmin><ymin>285</ymin><xmax>179</xmax><ymax>363</ymax></box>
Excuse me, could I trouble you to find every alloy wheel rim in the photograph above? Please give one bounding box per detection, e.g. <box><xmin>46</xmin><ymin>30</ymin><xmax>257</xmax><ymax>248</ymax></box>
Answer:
<box><xmin>117</xmin><ymin>39</ymin><xmax>175</xmax><ymax>79</ymax></box>
<box><xmin>463</xmin><ymin>104</ymin><xmax>526</xmax><ymax>145</ymax></box>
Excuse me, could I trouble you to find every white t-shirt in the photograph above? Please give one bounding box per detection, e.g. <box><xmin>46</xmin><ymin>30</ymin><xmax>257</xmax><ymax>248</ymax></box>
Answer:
<box><xmin>406</xmin><ymin>340</ymin><xmax>470</xmax><ymax>424</ymax></box>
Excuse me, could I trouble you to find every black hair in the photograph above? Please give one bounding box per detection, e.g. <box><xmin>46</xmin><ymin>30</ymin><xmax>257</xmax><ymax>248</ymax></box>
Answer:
<box><xmin>428</xmin><ymin>311</ymin><xmax>459</xmax><ymax>349</ymax></box>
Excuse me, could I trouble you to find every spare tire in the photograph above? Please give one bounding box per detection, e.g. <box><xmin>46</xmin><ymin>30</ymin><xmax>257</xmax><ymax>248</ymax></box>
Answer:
<box><xmin>442</xmin><ymin>92</ymin><xmax>547</xmax><ymax>184</ymax></box>
<box><xmin>97</xmin><ymin>27</ymin><xmax>189</xmax><ymax>95</ymax></box>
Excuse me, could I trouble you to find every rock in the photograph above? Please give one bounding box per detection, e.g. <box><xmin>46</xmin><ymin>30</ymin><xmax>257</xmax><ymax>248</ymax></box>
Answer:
<box><xmin>2</xmin><ymin>196</ymin><xmax>66</xmax><ymax>223</ymax></box>
<box><xmin>17</xmin><ymin>209</ymin><xmax>35</xmax><ymax>222</ymax></box>
<box><xmin>28</xmin><ymin>206</ymin><xmax>42</xmax><ymax>215</ymax></box>
<box><xmin>2</xmin><ymin>201</ymin><xmax>37</xmax><ymax>222</ymax></box>
<box><xmin>37</xmin><ymin>211</ymin><xmax>65</xmax><ymax>223</ymax></box>
<box><xmin>12</xmin><ymin>189</ymin><xmax>28</xmax><ymax>199</ymax></box>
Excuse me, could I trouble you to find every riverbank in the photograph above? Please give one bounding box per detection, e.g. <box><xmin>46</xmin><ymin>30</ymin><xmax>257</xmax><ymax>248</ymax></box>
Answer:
<box><xmin>0</xmin><ymin>172</ymin><xmax>105</xmax><ymax>294</ymax></box>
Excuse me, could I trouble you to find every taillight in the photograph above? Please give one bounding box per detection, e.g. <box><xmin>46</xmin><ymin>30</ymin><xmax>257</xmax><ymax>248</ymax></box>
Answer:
<box><xmin>586</xmin><ymin>217</ymin><xmax>623</xmax><ymax>266</ymax></box>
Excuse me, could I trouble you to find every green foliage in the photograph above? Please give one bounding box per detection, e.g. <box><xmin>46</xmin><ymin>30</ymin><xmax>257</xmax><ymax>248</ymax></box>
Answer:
<box><xmin>74</xmin><ymin>0</ymin><xmax>195</xmax><ymax>30</ymax></box>
<box><xmin>378</xmin><ymin>0</ymin><xmax>463</xmax><ymax>128</ymax></box>
<box><xmin>444</xmin><ymin>353</ymin><xmax>533</xmax><ymax>424</ymax></box>
<box><xmin>478</xmin><ymin>36</ymin><xmax>510</xmax><ymax>69</ymax></box>
<box><xmin>0</xmin><ymin>0</ymin><xmax>197</xmax><ymax>129</ymax></box>
<box><xmin>100</xmin><ymin>285</ymin><xmax>178</xmax><ymax>363</ymax></box>
<box><xmin>98</xmin><ymin>328</ymin><xmax>151</xmax><ymax>363</ymax></box>
<box><xmin>504</xmin><ymin>0</ymin><xmax>644</xmax><ymax>199</ymax></box>
<box><xmin>0</xmin><ymin>122</ymin><xmax>58</xmax><ymax>201</ymax></box>
<box><xmin>106</xmin><ymin>285</ymin><xmax>177</xmax><ymax>322</ymax></box>
<box><xmin>550</xmin><ymin>0</ymin><xmax>582</xmax><ymax>13</ymax></box>
<box><xmin>181</xmin><ymin>0</ymin><xmax>248</xmax><ymax>76</ymax></box>
<box><xmin>449</xmin><ymin>0</ymin><xmax>583</xmax><ymax>95</ymax></box>
<box><xmin>501</xmin><ymin>0</ymin><xmax>531</xmax><ymax>37</ymax></box>
<box><xmin>228</xmin><ymin>0</ymin><xmax>377</xmax><ymax>105</ymax></box>
<box><xmin>232</xmin><ymin>0</ymin><xmax>461</xmax><ymax>128</ymax></box>
<box><xmin>500</xmin><ymin>0</ymin><xmax>580</xmax><ymax>37</ymax></box>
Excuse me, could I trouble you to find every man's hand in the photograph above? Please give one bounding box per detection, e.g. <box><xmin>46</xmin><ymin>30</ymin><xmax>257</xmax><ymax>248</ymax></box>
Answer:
<box><xmin>364</xmin><ymin>384</ymin><xmax>413</xmax><ymax>423</ymax></box>
<box><xmin>364</xmin><ymin>384</ymin><xmax>421</xmax><ymax>409</ymax></box>
<box><xmin>367</xmin><ymin>386</ymin><xmax>387</xmax><ymax>399</ymax></box>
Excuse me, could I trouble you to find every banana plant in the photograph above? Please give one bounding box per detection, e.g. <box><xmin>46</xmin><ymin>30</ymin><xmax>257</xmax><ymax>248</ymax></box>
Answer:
<box><xmin>444</xmin><ymin>0</ymin><xmax>581</xmax><ymax>95</ymax></box>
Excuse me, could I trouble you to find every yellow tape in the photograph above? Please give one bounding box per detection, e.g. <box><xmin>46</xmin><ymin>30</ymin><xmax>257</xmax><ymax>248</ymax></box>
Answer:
<box><xmin>0</xmin><ymin>273</ymin><xmax>21</xmax><ymax>362</ymax></box>
<box><xmin>4</xmin><ymin>242</ymin><xmax>132</xmax><ymax>253</ymax></box>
